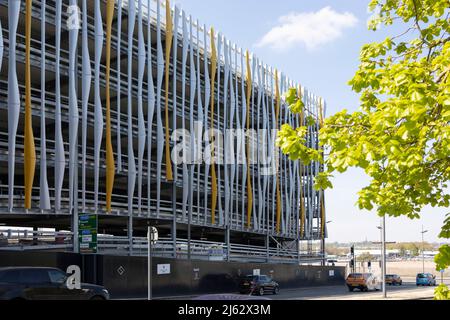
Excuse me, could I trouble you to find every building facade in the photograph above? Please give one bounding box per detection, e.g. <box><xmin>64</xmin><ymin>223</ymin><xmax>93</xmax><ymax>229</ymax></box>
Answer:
<box><xmin>0</xmin><ymin>0</ymin><xmax>326</xmax><ymax>263</ymax></box>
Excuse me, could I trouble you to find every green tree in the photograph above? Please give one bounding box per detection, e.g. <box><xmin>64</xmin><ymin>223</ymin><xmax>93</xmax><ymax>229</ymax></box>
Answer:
<box><xmin>408</xmin><ymin>243</ymin><xmax>421</xmax><ymax>256</ymax></box>
<box><xmin>358</xmin><ymin>252</ymin><xmax>376</xmax><ymax>262</ymax></box>
<box><xmin>277</xmin><ymin>0</ymin><xmax>450</xmax><ymax>299</ymax></box>
<box><xmin>399</xmin><ymin>246</ymin><xmax>408</xmax><ymax>257</ymax></box>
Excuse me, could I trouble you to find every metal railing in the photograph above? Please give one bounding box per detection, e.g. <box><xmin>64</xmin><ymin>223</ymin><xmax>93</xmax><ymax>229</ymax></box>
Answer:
<box><xmin>0</xmin><ymin>230</ymin><xmax>323</xmax><ymax>263</ymax></box>
<box><xmin>0</xmin><ymin>229</ymin><xmax>73</xmax><ymax>251</ymax></box>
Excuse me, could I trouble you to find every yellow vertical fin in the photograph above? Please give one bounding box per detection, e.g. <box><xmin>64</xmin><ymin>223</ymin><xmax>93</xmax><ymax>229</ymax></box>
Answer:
<box><xmin>24</xmin><ymin>0</ymin><xmax>36</xmax><ymax>210</ymax></box>
<box><xmin>105</xmin><ymin>0</ymin><xmax>116</xmax><ymax>213</ymax></box>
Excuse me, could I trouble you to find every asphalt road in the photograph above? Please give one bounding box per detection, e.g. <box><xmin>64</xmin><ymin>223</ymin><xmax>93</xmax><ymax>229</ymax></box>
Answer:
<box><xmin>264</xmin><ymin>280</ymin><xmax>449</xmax><ymax>300</ymax></box>
<box><xmin>153</xmin><ymin>277</ymin><xmax>450</xmax><ymax>300</ymax></box>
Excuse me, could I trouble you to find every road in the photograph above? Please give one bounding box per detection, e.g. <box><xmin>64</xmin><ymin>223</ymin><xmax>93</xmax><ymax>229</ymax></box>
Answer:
<box><xmin>153</xmin><ymin>278</ymin><xmax>450</xmax><ymax>300</ymax></box>
<box><xmin>161</xmin><ymin>280</ymin><xmax>448</xmax><ymax>300</ymax></box>
<box><xmin>269</xmin><ymin>280</ymin><xmax>449</xmax><ymax>300</ymax></box>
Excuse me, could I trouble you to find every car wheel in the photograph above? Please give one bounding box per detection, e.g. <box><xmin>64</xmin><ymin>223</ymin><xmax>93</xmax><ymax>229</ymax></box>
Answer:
<box><xmin>259</xmin><ymin>288</ymin><xmax>265</xmax><ymax>296</ymax></box>
<box><xmin>400</xmin><ymin>281</ymin><xmax>402</xmax><ymax>286</ymax></box>
<box><xmin>90</xmin><ymin>295</ymin><xmax>106</xmax><ymax>301</ymax></box>
<box><xmin>273</xmin><ymin>287</ymin><xmax>279</xmax><ymax>295</ymax></box>
<box><xmin>348</xmin><ymin>287</ymin><xmax>354</xmax><ymax>292</ymax></box>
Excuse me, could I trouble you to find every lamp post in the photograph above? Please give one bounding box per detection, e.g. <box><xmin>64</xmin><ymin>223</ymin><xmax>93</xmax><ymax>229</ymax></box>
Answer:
<box><xmin>321</xmin><ymin>220</ymin><xmax>332</xmax><ymax>266</ymax></box>
<box><xmin>377</xmin><ymin>216</ymin><xmax>386</xmax><ymax>299</ymax></box>
<box><xmin>421</xmin><ymin>225</ymin><xmax>428</xmax><ymax>274</ymax></box>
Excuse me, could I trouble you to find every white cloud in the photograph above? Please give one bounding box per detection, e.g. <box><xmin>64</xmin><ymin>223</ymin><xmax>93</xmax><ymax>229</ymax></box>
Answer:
<box><xmin>256</xmin><ymin>6</ymin><xmax>358</xmax><ymax>51</ymax></box>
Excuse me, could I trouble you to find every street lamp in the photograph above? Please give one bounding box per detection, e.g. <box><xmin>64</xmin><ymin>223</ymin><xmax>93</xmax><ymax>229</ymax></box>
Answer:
<box><xmin>377</xmin><ymin>216</ymin><xmax>387</xmax><ymax>299</ymax></box>
<box><xmin>421</xmin><ymin>226</ymin><xmax>428</xmax><ymax>274</ymax></box>
<box><xmin>321</xmin><ymin>220</ymin><xmax>332</xmax><ymax>266</ymax></box>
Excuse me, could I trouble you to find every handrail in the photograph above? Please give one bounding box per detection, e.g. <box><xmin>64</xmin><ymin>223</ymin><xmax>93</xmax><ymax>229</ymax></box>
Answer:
<box><xmin>0</xmin><ymin>231</ymin><xmax>322</xmax><ymax>263</ymax></box>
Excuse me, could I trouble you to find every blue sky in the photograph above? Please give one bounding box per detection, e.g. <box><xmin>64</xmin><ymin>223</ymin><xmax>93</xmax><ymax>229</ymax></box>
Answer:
<box><xmin>172</xmin><ymin>0</ymin><xmax>449</xmax><ymax>243</ymax></box>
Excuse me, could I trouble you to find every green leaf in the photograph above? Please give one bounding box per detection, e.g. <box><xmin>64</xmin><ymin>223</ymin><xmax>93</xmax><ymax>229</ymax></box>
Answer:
<box><xmin>286</xmin><ymin>88</ymin><xmax>298</xmax><ymax>106</ymax></box>
<box><xmin>411</xmin><ymin>91</ymin><xmax>424</xmax><ymax>102</ymax></box>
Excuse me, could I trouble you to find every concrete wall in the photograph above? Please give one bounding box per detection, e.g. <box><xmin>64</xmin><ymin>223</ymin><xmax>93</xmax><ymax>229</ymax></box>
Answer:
<box><xmin>0</xmin><ymin>252</ymin><xmax>345</xmax><ymax>299</ymax></box>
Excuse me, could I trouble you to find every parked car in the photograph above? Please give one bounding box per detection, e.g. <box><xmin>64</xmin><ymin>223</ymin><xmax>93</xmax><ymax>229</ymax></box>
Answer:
<box><xmin>416</xmin><ymin>273</ymin><xmax>436</xmax><ymax>286</ymax></box>
<box><xmin>346</xmin><ymin>273</ymin><xmax>382</xmax><ymax>292</ymax></box>
<box><xmin>385</xmin><ymin>274</ymin><xmax>403</xmax><ymax>286</ymax></box>
<box><xmin>238</xmin><ymin>275</ymin><xmax>279</xmax><ymax>296</ymax></box>
<box><xmin>0</xmin><ymin>267</ymin><xmax>110</xmax><ymax>300</ymax></box>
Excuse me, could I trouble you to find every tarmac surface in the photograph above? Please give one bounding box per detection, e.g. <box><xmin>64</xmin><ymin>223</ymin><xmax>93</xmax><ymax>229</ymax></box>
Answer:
<box><xmin>155</xmin><ymin>278</ymin><xmax>449</xmax><ymax>300</ymax></box>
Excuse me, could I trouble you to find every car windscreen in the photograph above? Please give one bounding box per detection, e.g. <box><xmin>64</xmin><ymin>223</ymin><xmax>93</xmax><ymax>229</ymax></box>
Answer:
<box><xmin>417</xmin><ymin>274</ymin><xmax>426</xmax><ymax>278</ymax></box>
<box><xmin>348</xmin><ymin>273</ymin><xmax>363</xmax><ymax>278</ymax></box>
<box><xmin>48</xmin><ymin>269</ymin><xmax>67</xmax><ymax>284</ymax></box>
<box><xmin>242</xmin><ymin>276</ymin><xmax>258</xmax><ymax>281</ymax></box>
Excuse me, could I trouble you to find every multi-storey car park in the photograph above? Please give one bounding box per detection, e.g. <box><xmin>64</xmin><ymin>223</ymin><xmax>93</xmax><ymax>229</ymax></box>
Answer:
<box><xmin>0</xmin><ymin>0</ymin><xmax>327</xmax><ymax>264</ymax></box>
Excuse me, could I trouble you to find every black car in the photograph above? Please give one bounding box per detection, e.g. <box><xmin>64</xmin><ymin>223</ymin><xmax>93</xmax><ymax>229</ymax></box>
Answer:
<box><xmin>0</xmin><ymin>267</ymin><xmax>110</xmax><ymax>300</ymax></box>
<box><xmin>238</xmin><ymin>275</ymin><xmax>279</xmax><ymax>296</ymax></box>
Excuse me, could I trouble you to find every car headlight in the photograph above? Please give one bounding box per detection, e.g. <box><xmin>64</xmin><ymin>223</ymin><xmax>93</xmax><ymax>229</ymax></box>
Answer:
<box><xmin>102</xmin><ymin>289</ymin><xmax>109</xmax><ymax>294</ymax></box>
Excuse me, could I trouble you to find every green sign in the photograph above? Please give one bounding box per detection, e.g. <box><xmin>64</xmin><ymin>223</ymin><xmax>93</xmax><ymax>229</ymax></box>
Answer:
<box><xmin>78</xmin><ymin>214</ymin><xmax>98</xmax><ymax>254</ymax></box>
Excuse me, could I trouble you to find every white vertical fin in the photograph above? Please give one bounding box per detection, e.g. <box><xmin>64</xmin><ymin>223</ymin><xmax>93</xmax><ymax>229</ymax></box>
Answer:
<box><xmin>147</xmin><ymin>0</ymin><xmax>156</xmax><ymax>215</ymax></box>
<box><xmin>137</xmin><ymin>0</ymin><xmax>147</xmax><ymax>214</ymax></box>
<box><xmin>54</xmin><ymin>0</ymin><xmax>65</xmax><ymax>212</ymax></box>
<box><xmin>81</xmin><ymin>0</ymin><xmax>92</xmax><ymax>212</ymax></box>
<box><xmin>68</xmin><ymin>0</ymin><xmax>80</xmax><ymax>216</ymax></box>
<box><xmin>39</xmin><ymin>0</ymin><xmax>51</xmax><ymax>210</ymax></box>
<box><xmin>181</xmin><ymin>11</ymin><xmax>189</xmax><ymax>221</ymax></box>
<box><xmin>117</xmin><ymin>0</ymin><xmax>123</xmax><ymax>173</ymax></box>
<box><xmin>156</xmin><ymin>1</ymin><xmax>164</xmax><ymax>217</ymax></box>
<box><xmin>127</xmin><ymin>0</ymin><xmax>137</xmax><ymax>218</ymax></box>
<box><xmin>7</xmin><ymin>0</ymin><xmax>21</xmax><ymax>212</ymax></box>
<box><xmin>94</xmin><ymin>0</ymin><xmax>104</xmax><ymax>212</ymax></box>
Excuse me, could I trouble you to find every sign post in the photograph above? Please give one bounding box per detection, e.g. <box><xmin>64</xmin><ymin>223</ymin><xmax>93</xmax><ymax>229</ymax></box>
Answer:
<box><xmin>78</xmin><ymin>214</ymin><xmax>97</xmax><ymax>254</ymax></box>
<box><xmin>148</xmin><ymin>226</ymin><xmax>158</xmax><ymax>301</ymax></box>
